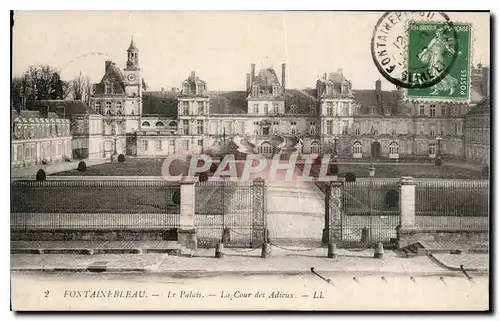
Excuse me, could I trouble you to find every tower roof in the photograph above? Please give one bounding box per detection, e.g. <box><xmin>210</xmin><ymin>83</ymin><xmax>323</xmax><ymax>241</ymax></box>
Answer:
<box><xmin>128</xmin><ymin>37</ymin><xmax>138</xmax><ymax>51</ymax></box>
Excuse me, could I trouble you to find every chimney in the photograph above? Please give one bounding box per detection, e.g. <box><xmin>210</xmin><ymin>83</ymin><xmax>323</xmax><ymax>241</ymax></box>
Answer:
<box><xmin>282</xmin><ymin>63</ymin><xmax>286</xmax><ymax>91</ymax></box>
<box><xmin>251</xmin><ymin>64</ymin><xmax>256</xmax><ymax>83</ymax></box>
<box><xmin>323</xmin><ymin>73</ymin><xmax>327</xmax><ymax>80</ymax></box>
<box><xmin>161</xmin><ymin>87</ymin><xmax>165</xmax><ymax>92</ymax></box>
<box><xmin>246</xmin><ymin>73</ymin><xmax>251</xmax><ymax>92</ymax></box>
<box><xmin>191</xmin><ymin>71</ymin><xmax>196</xmax><ymax>78</ymax></box>
<box><xmin>375</xmin><ymin>79</ymin><xmax>383</xmax><ymax>109</ymax></box>
<box><xmin>105</xmin><ymin>60</ymin><xmax>112</xmax><ymax>71</ymax></box>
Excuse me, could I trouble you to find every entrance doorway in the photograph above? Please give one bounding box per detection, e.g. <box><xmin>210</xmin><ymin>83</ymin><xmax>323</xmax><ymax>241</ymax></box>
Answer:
<box><xmin>371</xmin><ymin>141</ymin><xmax>381</xmax><ymax>159</ymax></box>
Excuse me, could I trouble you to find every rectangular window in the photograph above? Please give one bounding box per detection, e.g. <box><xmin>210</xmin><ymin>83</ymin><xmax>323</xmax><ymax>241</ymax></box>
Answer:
<box><xmin>343</xmin><ymin>102</ymin><xmax>349</xmax><ymax>116</ymax></box>
<box><xmin>326</xmin><ymin>120</ymin><xmax>333</xmax><ymax>135</ymax></box>
<box><xmin>169</xmin><ymin>140</ymin><xmax>175</xmax><ymax>146</ymax></box>
<box><xmin>290</xmin><ymin>105</ymin><xmax>298</xmax><ymax>114</ymax></box>
<box><xmin>183</xmin><ymin>102</ymin><xmax>189</xmax><ymax>115</ymax></box>
<box><xmin>327</xmin><ymin>102</ymin><xmax>333</xmax><ymax>116</ymax></box>
<box><xmin>197</xmin><ymin>102</ymin><xmax>204</xmax><ymax>114</ymax></box>
<box><xmin>197</xmin><ymin>140</ymin><xmax>203</xmax><ymax>147</ymax></box>
<box><xmin>95</xmin><ymin>102</ymin><xmax>101</xmax><ymax>114</ymax></box>
<box><xmin>419</xmin><ymin>105</ymin><xmax>425</xmax><ymax>115</ymax></box>
<box><xmin>309</xmin><ymin>122</ymin><xmax>316</xmax><ymax>135</ymax></box>
<box><xmin>355</xmin><ymin>127</ymin><xmax>360</xmax><ymax>135</ymax></box>
<box><xmin>155</xmin><ymin>140</ymin><xmax>162</xmax><ymax>151</ymax></box>
<box><xmin>441</xmin><ymin>106</ymin><xmax>446</xmax><ymax>116</ymax></box>
<box><xmin>273</xmin><ymin>103</ymin><xmax>279</xmax><ymax>113</ymax></box>
<box><xmin>342</xmin><ymin>121</ymin><xmax>348</xmax><ymax>135</ymax></box>
<box><xmin>264</xmin><ymin>104</ymin><xmax>269</xmax><ymax>114</ymax></box>
<box><xmin>141</xmin><ymin>140</ymin><xmax>148</xmax><ymax>151</ymax></box>
<box><xmin>253</xmin><ymin>104</ymin><xmax>258</xmax><ymax>113</ymax></box>
<box><xmin>197</xmin><ymin>120</ymin><xmax>204</xmax><ymax>135</ymax></box>
<box><xmin>104</xmin><ymin>83</ymin><xmax>112</xmax><ymax>94</ymax></box>
<box><xmin>430</xmin><ymin>104</ymin><xmax>436</xmax><ymax>117</ymax></box>
<box><xmin>183</xmin><ymin>120</ymin><xmax>189</xmax><ymax>135</ymax></box>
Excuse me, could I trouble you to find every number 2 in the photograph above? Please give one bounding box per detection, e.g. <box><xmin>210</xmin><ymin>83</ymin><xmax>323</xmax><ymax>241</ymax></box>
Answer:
<box><xmin>44</xmin><ymin>290</ymin><xmax>49</xmax><ymax>298</ymax></box>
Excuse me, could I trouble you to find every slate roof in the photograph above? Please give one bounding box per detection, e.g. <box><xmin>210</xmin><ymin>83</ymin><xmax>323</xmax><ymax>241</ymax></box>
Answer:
<box><xmin>467</xmin><ymin>97</ymin><xmax>490</xmax><ymax>116</ymax></box>
<box><xmin>285</xmin><ymin>89</ymin><xmax>317</xmax><ymax>114</ymax></box>
<box><xmin>352</xmin><ymin>90</ymin><xmax>399</xmax><ymax>115</ymax></box>
<box><xmin>26</xmin><ymin>100</ymin><xmax>96</xmax><ymax>118</ymax></box>
<box><xmin>209</xmin><ymin>91</ymin><xmax>248</xmax><ymax>114</ymax></box>
<box><xmin>93</xmin><ymin>62</ymin><xmax>126</xmax><ymax>95</ymax></box>
<box><xmin>253</xmin><ymin>68</ymin><xmax>281</xmax><ymax>88</ymax></box>
<box><xmin>142</xmin><ymin>91</ymin><xmax>179</xmax><ymax>116</ymax></box>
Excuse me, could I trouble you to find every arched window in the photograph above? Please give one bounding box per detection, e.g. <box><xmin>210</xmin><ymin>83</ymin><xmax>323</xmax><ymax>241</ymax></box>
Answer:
<box><xmin>310</xmin><ymin>142</ymin><xmax>320</xmax><ymax>154</ymax></box>
<box><xmin>156</xmin><ymin>121</ymin><xmax>164</xmax><ymax>127</ymax></box>
<box><xmin>389</xmin><ymin>142</ymin><xmax>399</xmax><ymax>154</ymax></box>
<box><xmin>142</xmin><ymin>121</ymin><xmax>150</xmax><ymax>127</ymax></box>
<box><xmin>259</xmin><ymin>142</ymin><xmax>272</xmax><ymax>154</ymax></box>
<box><xmin>169</xmin><ymin>121</ymin><xmax>177</xmax><ymax>127</ymax></box>
<box><xmin>353</xmin><ymin>142</ymin><xmax>363</xmax><ymax>154</ymax></box>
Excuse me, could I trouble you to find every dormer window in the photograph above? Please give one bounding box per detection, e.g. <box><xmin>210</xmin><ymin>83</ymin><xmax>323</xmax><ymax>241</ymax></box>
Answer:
<box><xmin>104</xmin><ymin>82</ymin><xmax>113</xmax><ymax>94</ymax></box>
<box><xmin>197</xmin><ymin>84</ymin><xmax>204</xmax><ymax>95</ymax></box>
<box><xmin>183</xmin><ymin>84</ymin><xmax>189</xmax><ymax>94</ymax></box>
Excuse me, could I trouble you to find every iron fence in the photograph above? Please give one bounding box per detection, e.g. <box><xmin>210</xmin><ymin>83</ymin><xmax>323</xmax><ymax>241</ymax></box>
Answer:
<box><xmin>195</xmin><ymin>179</ymin><xmax>266</xmax><ymax>248</ymax></box>
<box><xmin>11</xmin><ymin>180</ymin><xmax>181</xmax><ymax>230</ymax></box>
<box><xmin>415</xmin><ymin>180</ymin><xmax>489</xmax><ymax>230</ymax></box>
<box><xmin>333</xmin><ymin>181</ymin><xmax>401</xmax><ymax>247</ymax></box>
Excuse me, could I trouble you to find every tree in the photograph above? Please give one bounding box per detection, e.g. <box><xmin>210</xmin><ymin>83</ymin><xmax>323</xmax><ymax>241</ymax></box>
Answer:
<box><xmin>11</xmin><ymin>65</ymin><xmax>70</xmax><ymax>106</ymax></box>
<box><xmin>71</xmin><ymin>71</ymin><xmax>92</xmax><ymax>104</ymax></box>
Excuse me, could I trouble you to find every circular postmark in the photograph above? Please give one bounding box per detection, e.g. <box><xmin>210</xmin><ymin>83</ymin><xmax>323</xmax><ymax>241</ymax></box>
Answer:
<box><xmin>371</xmin><ymin>12</ymin><xmax>459</xmax><ymax>89</ymax></box>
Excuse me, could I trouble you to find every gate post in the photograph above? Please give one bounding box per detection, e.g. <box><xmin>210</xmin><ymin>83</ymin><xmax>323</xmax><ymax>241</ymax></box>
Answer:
<box><xmin>322</xmin><ymin>181</ymin><xmax>343</xmax><ymax>244</ymax></box>
<box><xmin>398</xmin><ymin>176</ymin><xmax>416</xmax><ymax>248</ymax></box>
<box><xmin>178</xmin><ymin>179</ymin><xmax>197</xmax><ymax>250</ymax></box>
<box><xmin>251</xmin><ymin>177</ymin><xmax>266</xmax><ymax>247</ymax></box>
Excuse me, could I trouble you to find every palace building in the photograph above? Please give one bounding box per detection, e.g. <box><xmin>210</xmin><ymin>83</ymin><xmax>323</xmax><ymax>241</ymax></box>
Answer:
<box><xmin>79</xmin><ymin>38</ymin><xmax>491</xmax><ymax>163</ymax></box>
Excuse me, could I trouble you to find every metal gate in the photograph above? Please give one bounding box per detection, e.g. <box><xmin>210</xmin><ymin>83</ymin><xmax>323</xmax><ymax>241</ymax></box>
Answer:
<box><xmin>328</xmin><ymin>181</ymin><xmax>400</xmax><ymax>247</ymax></box>
<box><xmin>195</xmin><ymin>178</ymin><xmax>267</xmax><ymax>248</ymax></box>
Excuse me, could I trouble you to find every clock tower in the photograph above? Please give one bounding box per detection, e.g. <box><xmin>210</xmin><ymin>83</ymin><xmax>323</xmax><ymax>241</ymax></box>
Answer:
<box><xmin>123</xmin><ymin>37</ymin><xmax>142</xmax><ymax>117</ymax></box>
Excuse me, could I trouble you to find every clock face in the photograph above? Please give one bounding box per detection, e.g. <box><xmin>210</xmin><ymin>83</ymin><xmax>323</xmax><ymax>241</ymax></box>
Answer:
<box><xmin>127</xmin><ymin>74</ymin><xmax>136</xmax><ymax>82</ymax></box>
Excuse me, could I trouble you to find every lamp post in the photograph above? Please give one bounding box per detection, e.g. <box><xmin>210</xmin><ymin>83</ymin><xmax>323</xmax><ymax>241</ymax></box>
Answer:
<box><xmin>333</xmin><ymin>135</ymin><xmax>338</xmax><ymax>158</ymax></box>
<box><xmin>436</xmin><ymin>136</ymin><xmax>442</xmax><ymax>157</ymax></box>
<box><xmin>435</xmin><ymin>136</ymin><xmax>443</xmax><ymax>166</ymax></box>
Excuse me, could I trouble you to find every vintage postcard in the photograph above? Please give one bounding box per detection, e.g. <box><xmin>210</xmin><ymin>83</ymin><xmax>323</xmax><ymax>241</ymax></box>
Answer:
<box><xmin>10</xmin><ymin>10</ymin><xmax>490</xmax><ymax>311</ymax></box>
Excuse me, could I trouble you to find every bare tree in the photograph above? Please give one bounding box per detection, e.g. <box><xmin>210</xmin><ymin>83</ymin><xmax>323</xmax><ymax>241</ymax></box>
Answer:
<box><xmin>71</xmin><ymin>71</ymin><xmax>92</xmax><ymax>103</ymax></box>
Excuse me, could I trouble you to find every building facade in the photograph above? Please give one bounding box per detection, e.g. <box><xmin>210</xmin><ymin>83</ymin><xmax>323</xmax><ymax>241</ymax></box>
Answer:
<box><xmin>464</xmin><ymin>97</ymin><xmax>490</xmax><ymax>164</ymax></box>
<box><xmin>11</xmin><ymin>109</ymin><xmax>72</xmax><ymax>168</ymax></box>
<box><xmin>86</xmin><ymin>39</ymin><xmax>489</xmax><ymax>162</ymax></box>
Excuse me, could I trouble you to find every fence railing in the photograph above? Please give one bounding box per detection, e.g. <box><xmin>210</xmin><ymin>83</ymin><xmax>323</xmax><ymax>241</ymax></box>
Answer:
<box><xmin>338</xmin><ymin>181</ymin><xmax>400</xmax><ymax>246</ymax></box>
<box><xmin>195</xmin><ymin>179</ymin><xmax>266</xmax><ymax>248</ymax></box>
<box><xmin>415</xmin><ymin>180</ymin><xmax>489</xmax><ymax>230</ymax></box>
<box><xmin>11</xmin><ymin>180</ymin><xmax>181</xmax><ymax>230</ymax></box>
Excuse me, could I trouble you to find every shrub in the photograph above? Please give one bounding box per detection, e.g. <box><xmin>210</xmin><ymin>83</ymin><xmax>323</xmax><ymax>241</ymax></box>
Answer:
<box><xmin>117</xmin><ymin>154</ymin><xmax>125</xmax><ymax>163</ymax></box>
<box><xmin>77</xmin><ymin>161</ymin><xmax>87</xmax><ymax>172</ymax></box>
<box><xmin>434</xmin><ymin>157</ymin><xmax>442</xmax><ymax>166</ymax></box>
<box><xmin>35</xmin><ymin>169</ymin><xmax>46</xmax><ymax>181</ymax></box>
<box><xmin>199</xmin><ymin>172</ymin><xmax>209</xmax><ymax>182</ymax></box>
<box><xmin>345</xmin><ymin>172</ymin><xmax>356</xmax><ymax>182</ymax></box>
<box><xmin>172</xmin><ymin>190</ymin><xmax>181</xmax><ymax>205</ymax></box>
<box><xmin>482</xmin><ymin>166</ymin><xmax>489</xmax><ymax>177</ymax></box>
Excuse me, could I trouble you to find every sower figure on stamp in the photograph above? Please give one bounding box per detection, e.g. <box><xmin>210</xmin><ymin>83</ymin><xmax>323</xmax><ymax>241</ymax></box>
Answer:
<box><xmin>417</xmin><ymin>26</ymin><xmax>462</xmax><ymax>96</ymax></box>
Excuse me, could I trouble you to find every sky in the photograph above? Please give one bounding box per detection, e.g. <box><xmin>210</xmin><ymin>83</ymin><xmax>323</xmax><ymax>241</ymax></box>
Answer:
<box><xmin>12</xmin><ymin>11</ymin><xmax>490</xmax><ymax>91</ymax></box>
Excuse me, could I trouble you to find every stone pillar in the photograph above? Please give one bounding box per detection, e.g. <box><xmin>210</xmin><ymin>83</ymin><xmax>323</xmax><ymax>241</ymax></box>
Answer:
<box><xmin>178</xmin><ymin>179</ymin><xmax>197</xmax><ymax>249</ymax></box>
<box><xmin>398</xmin><ymin>176</ymin><xmax>417</xmax><ymax>248</ymax></box>
<box><xmin>322</xmin><ymin>181</ymin><xmax>343</xmax><ymax>244</ymax></box>
<box><xmin>399</xmin><ymin>176</ymin><xmax>416</xmax><ymax>229</ymax></box>
<box><xmin>251</xmin><ymin>177</ymin><xmax>266</xmax><ymax>246</ymax></box>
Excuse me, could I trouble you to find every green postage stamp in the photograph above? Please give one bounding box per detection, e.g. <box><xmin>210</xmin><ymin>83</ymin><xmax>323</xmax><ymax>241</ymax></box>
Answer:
<box><xmin>406</xmin><ymin>21</ymin><xmax>472</xmax><ymax>101</ymax></box>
